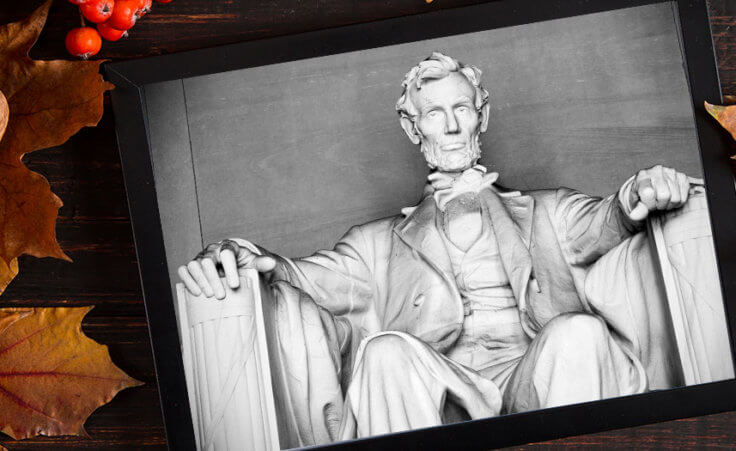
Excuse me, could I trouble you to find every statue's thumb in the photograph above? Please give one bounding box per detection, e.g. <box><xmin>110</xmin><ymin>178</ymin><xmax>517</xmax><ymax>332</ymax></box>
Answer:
<box><xmin>629</xmin><ymin>201</ymin><xmax>650</xmax><ymax>221</ymax></box>
<box><xmin>629</xmin><ymin>179</ymin><xmax>655</xmax><ymax>221</ymax></box>
<box><xmin>254</xmin><ymin>255</ymin><xmax>277</xmax><ymax>272</ymax></box>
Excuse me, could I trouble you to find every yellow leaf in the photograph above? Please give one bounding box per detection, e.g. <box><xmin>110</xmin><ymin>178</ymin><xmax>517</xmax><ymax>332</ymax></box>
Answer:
<box><xmin>0</xmin><ymin>259</ymin><xmax>18</xmax><ymax>295</ymax></box>
<box><xmin>0</xmin><ymin>307</ymin><xmax>142</xmax><ymax>440</ymax></box>
<box><xmin>705</xmin><ymin>100</ymin><xmax>736</xmax><ymax>143</ymax></box>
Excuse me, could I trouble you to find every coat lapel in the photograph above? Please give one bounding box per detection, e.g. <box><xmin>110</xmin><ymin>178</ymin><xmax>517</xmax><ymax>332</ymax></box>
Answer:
<box><xmin>394</xmin><ymin>195</ymin><xmax>454</xmax><ymax>280</ymax></box>
<box><xmin>480</xmin><ymin>188</ymin><xmax>535</xmax><ymax>312</ymax></box>
<box><xmin>395</xmin><ymin>188</ymin><xmax>535</xmax><ymax>289</ymax></box>
<box><xmin>396</xmin><ymin>186</ymin><xmax>541</xmax><ymax>336</ymax></box>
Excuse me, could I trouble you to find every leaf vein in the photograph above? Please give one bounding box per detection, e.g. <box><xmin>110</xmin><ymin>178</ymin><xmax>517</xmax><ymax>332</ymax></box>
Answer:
<box><xmin>0</xmin><ymin>371</ymin><xmax>128</xmax><ymax>383</ymax></box>
<box><xmin>0</xmin><ymin>383</ymin><xmax>60</xmax><ymax>423</ymax></box>
<box><xmin>0</xmin><ymin>317</ymin><xmax>63</xmax><ymax>358</ymax></box>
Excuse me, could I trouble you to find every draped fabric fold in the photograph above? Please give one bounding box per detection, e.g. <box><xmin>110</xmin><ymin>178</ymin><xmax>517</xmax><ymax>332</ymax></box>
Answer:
<box><xmin>584</xmin><ymin>233</ymin><xmax>679</xmax><ymax>390</ymax></box>
<box><xmin>264</xmin><ymin>281</ymin><xmax>347</xmax><ymax>447</ymax></box>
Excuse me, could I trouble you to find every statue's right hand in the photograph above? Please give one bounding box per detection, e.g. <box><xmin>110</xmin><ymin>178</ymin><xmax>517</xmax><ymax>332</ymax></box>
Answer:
<box><xmin>177</xmin><ymin>239</ymin><xmax>277</xmax><ymax>299</ymax></box>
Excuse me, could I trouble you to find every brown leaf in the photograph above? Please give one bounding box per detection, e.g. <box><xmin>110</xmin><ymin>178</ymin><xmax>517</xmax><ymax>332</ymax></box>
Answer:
<box><xmin>0</xmin><ymin>1</ymin><xmax>113</xmax><ymax>293</ymax></box>
<box><xmin>0</xmin><ymin>306</ymin><xmax>142</xmax><ymax>440</ymax></box>
<box><xmin>704</xmin><ymin>101</ymin><xmax>736</xmax><ymax>145</ymax></box>
<box><xmin>0</xmin><ymin>259</ymin><xmax>18</xmax><ymax>297</ymax></box>
<box><xmin>0</xmin><ymin>89</ymin><xmax>6</xmax><ymax>134</ymax></box>
<box><xmin>0</xmin><ymin>92</ymin><xmax>21</xmax><ymax>292</ymax></box>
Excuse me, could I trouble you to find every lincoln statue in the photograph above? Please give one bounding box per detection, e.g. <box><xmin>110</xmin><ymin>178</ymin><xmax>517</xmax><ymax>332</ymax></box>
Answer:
<box><xmin>177</xmin><ymin>53</ymin><xmax>700</xmax><ymax>444</ymax></box>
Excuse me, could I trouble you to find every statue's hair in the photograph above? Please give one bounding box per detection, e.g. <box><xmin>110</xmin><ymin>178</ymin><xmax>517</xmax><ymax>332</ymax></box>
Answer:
<box><xmin>395</xmin><ymin>52</ymin><xmax>490</xmax><ymax>120</ymax></box>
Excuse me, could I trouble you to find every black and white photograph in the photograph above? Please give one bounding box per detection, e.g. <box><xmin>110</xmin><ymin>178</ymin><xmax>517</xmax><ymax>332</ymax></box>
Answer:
<box><xmin>107</xmin><ymin>0</ymin><xmax>736</xmax><ymax>449</ymax></box>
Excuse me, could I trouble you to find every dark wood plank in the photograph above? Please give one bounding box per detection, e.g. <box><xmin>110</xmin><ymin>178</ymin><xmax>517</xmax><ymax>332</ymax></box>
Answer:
<box><xmin>0</xmin><ymin>0</ymin><xmax>734</xmax><ymax>449</ymax></box>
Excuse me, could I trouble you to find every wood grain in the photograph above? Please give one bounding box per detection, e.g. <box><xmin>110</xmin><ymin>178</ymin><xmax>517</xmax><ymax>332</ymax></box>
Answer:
<box><xmin>0</xmin><ymin>0</ymin><xmax>734</xmax><ymax>449</ymax></box>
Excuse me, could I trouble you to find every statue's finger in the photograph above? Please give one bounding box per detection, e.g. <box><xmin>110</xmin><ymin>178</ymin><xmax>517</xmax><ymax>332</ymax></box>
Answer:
<box><xmin>201</xmin><ymin>258</ymin><xmax>225</xmax><ymax>299</ymax></box>
<box><xmin>254</xmin><ymin>255</ymin><xmax>277</xmax><ymax>273</ymax></box>
<box><xmin>652</xmin><ymin>176</ymin><xmax>670</xmax><ymax>210</ymax></box>
<box><xmin>663</xmin><ymin>168</ymin><xmax>680</xmax><ymax>208</ymax></box>
<box><xmin>687</xmin><ymin>176</ymin><xmax>705</xmax><ymax>186</ymax></box>
<box><xmin>629</xmin><ymin>202</ymin><xmax>650</xmax><ymax>221</ymax></box>
<box><xmin>220</xmin><ymin>239</ymin><xmax>240</xmax><ymax>257</ymax></box>
<box><xmin>637</xmin><ymin>178</ymin><xmax>657</xmax><ymax>210</ymax></box>
<box><xmin>178</xmin><ymin>265</ymin><xmax>202</xmax><ymax>296</ymax></box>
<box><xmin>187</xmin><ymin>260</ymin><xmax>214</xmax><ymax>298</ymax></box>
<box><xmin>678</xmin><ymin>172</ymin><xmax>690</xmax><ymax>205</ymax></box>
<box><xmin>220</xmin><ymin>248</ymin><xmax>240</xmax><ymax>289</ymax></box>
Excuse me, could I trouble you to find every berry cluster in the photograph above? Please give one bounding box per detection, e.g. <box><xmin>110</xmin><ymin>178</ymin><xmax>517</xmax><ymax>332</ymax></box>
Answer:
<box><xmin>65</xmin><ymin>0</ymin><xmax>173</xmax><ymax>59</ymax></box>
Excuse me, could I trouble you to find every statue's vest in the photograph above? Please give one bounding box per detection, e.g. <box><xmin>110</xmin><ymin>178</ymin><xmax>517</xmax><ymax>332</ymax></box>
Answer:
<box><xmin>382</xmin><ymin>188</ymin><xmax>587</xmax><ymax>354</ymax></box>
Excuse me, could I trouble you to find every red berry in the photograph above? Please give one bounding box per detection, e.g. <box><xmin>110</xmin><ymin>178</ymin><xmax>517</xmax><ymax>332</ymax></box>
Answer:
<box><xmin>97</xmin><ymin>22</ymin><xmax>128</xmax><ymax>41</ymax></box>
<box><xmin>107</xmin><ymin>0</ymin><xmax>139</xmax><ymax>30</ymax></box>
<box><xmin>80</xmin><ymin>0</ymin><xmax>114</xmax><ymax>23</ymax></box>
<box><xmin>154</xmin><ymin>0</ymin><xmax>172</xmax><ymax>3</ymax></box>
<box><xmin>68</xmin><ymin>0</ymin><xmax>89</xmax><ymax>5</ymax></box>
<box><xmin>65</xmin><ymin>27</ymin><xmax>102</xmax><ymax>59</ymax></box>
<box><xmin>136</xmin><ymin>0</ymin><xmax>152</xmax><ymax>16</ymax></box>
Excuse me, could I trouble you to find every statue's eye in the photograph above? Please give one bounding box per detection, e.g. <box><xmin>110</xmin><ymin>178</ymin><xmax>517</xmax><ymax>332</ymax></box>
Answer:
<box><xmin>426</xmin><ymin>110</ymin><xmax>440</xmax><ymax>119</ymax></box>
<box><xmin>456</xmin><ymin>106</ymin><xmax>469</xmax><ymax>114</ymax></box>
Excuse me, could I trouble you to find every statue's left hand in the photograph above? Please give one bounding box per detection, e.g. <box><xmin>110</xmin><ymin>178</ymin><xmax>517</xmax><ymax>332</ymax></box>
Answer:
<box><xmin>627</xmin><ymin>165</ymin><xmax>703</xmax><ymax>221</ymax></box>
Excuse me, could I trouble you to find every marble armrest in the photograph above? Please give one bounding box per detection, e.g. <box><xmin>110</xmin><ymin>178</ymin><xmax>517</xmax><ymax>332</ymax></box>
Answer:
<box><xmin>647</xmin><ymin>191</ymin><xmax>734</xmax><ymax>385</ymax></box>
<box><xmin>174</xmin><ymin>270</ymin><xmax>282</xmax><ymax>451</ymax></box>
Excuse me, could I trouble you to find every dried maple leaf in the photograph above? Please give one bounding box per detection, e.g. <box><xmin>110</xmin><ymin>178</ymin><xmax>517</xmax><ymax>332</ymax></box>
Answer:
<box><xmin>0</xmin><ymin>1</ymin><xmax>113</xmax><ymax>293</ymax></box>
<box><xmin>705</xmin><ymin>101</ymin><xmax>736</xmax><ymax>147</ymax></box>
<box><xmin>0</xmin><ymin>92</ymin><xmax>17</xmax><ymax>293</ymax></box>
<box><xmin>0</xmin><ymin>306</ymin><xmax>142</xmax><ymax>440</ymax></box>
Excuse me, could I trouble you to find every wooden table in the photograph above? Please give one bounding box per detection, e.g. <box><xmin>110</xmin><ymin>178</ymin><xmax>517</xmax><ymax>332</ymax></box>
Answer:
<box><xmin>0</xmin><ymin>0</ymin><xmax>734</xmax><ymax>449</ymax></box>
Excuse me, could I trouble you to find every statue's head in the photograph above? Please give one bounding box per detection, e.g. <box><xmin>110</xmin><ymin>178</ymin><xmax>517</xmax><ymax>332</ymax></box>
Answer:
<box><xmin>396</xmin><ymin>52</ymin><xmax>490</xmax><ymax>173</ymax></box>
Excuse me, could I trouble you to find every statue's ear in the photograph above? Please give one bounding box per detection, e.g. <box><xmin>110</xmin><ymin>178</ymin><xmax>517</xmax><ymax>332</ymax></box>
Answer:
<box><xmin>400</xmin><ymin>116</ymin><xmax>422</xmax><ymax>145</ymax></box>
<box><xmin>479</xmin><ymin>102</ymin><xmax>491</xmax><ymax>133</ymax></box>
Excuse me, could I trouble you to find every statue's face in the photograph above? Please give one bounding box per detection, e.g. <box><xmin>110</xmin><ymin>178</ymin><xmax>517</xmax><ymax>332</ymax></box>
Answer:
<box><xmin>409</xmin><ymin>72</ymin><xmax>483</xmax><ymax>172</ymax></box>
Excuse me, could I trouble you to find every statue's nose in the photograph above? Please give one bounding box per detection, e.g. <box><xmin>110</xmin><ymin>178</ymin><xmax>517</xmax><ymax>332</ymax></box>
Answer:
<box><xmin>445</xmin><ymin>112</ymin><xmax>460</xmax><ymax>134</ymax></box>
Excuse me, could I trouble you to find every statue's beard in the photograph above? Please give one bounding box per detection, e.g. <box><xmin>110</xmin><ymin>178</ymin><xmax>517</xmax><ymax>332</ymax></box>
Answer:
<box><xmin>421</xmin><ymin>133</ymin><xmax>482</xmax><ymax>172</ymax></box>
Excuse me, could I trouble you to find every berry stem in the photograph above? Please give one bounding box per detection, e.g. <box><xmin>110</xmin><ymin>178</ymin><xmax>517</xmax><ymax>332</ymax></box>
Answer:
<box><xmin>79</xmin><ymin>9</ymin><xmax>86</xmax><ymax>28</ymax></box>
